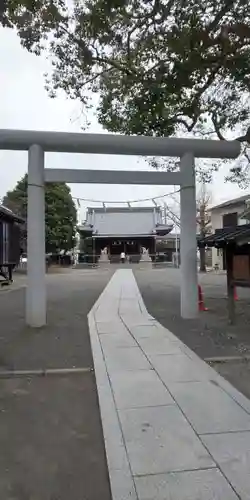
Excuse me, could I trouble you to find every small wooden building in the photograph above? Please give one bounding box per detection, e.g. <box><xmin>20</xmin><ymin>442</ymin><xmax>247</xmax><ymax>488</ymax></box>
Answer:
<box><xmin>0</xmin><ymin>205</ymin><xmax>24</xmax><ymax>270</ymax></box>
<box><xmin>198</xmin><ymin>224</ymin><xmax>250</xmax><ymax>322</ymax></box>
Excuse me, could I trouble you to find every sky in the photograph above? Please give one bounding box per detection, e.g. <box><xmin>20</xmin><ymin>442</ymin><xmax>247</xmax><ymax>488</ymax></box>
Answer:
<box><xmin>0</xmin><ymin>28</ymin><xmax>248</xmax><ymax>222</ymax></box>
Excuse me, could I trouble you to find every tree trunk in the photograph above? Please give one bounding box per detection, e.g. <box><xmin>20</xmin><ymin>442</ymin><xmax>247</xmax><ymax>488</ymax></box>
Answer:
<box><xmin>199</xmin><ymin>246</ymin><xmax>206</xmax><ymax>272</ymax></box>
<box><xmin>199</xmin><ymin>203</ymin><xmax>206</xmax><ymax>272</ymax></box>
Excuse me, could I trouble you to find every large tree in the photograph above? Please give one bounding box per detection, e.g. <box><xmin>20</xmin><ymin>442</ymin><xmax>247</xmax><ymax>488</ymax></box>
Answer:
<box><xmin>3</xmin><ymin>174</ymin><xmax>77</xmax><ymax>252</ymax></box>
<box><xmin>0</xmin><ymin>0</ymin><xmax>66</xmax><ymax>42</ymax></box>
<box><xmin>1</xmin><ymin>0</ymin><xmax>250</xmax><ymax>182</ymax></box>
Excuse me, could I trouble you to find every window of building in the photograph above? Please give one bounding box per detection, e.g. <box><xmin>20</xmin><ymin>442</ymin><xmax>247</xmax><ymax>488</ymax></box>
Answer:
<box><xmin>223</xmin><ymin>212</ymin><xmax>238</xmax><ymax>227</ymax></box>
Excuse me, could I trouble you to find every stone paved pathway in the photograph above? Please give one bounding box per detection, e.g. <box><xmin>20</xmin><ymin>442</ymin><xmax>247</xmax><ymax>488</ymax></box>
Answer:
<box><xmin>88</xmin><ymin>269</ymin><xmax>250</xmax><ymax>500</ymax></box>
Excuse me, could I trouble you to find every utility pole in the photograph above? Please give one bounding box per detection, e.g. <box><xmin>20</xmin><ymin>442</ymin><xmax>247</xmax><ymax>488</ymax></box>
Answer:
<box><xmin>163</xmin><ymin>202</ymin><xmax>180</xmax><ymax>267</ymax></box>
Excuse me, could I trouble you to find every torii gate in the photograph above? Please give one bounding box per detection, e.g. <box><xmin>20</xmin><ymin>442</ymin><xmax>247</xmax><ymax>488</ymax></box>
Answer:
<box><xmin>0</xmin><ymin>129</ymin><xmax>240</xmax><ymax>327</ymax></box>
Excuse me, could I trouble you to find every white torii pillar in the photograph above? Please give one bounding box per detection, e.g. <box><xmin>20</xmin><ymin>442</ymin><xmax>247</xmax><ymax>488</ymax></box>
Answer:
<box><xmin>26</xmin><ymin>145</ymin><xmax>46</xmax><ymax>327</ymax></box>
<box><xmin>180</xmin><ymin>153</ymin><xmax>198</xmax><ymax>318</ymax></box>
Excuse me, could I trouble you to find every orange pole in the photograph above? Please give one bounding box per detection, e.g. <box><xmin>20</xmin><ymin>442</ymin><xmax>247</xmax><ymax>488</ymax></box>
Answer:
<box><xmin>233</xmin><ymin>286</ymin><xmax>238</xmax><ymax>301</ymax></box>
<box><xmin>198</xmin><ymin>284</ymin><xmax>208</xmax><ymax>311</ymax></box>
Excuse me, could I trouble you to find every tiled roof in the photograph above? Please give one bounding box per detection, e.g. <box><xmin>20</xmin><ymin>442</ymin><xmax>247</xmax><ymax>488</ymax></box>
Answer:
<box><xmin>198</xmin><ymin>224</ymin><xmax>250</xmax><ymax>248</ymax></box>
<box><xmin>85</xmin><ymin>206</ymin><xmax>172</xmax><ymax>237</ymax></box>
<box><xmin>0</xmin><ymin>205</ymin><xmax>25</xmax><ymax>223</ymax></box>
<box><xmin>211</xmin><ymin>194</ymin><xmax>250</xmax><ymax>211</ymax></box>
<box><xmin>87</xmin><ymin>206</ymin><xmax>162</xmax><ymax>213</ymax></box>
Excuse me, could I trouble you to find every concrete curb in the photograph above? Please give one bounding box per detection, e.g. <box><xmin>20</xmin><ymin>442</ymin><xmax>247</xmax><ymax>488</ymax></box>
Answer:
<box><xmin>0</xmin><ymin>367</ymin><xmax>93</xmax><ymax>378</ymax></box>
<box><xmin>88</xmin><ymin>308</ymin><xmax>137</xmax><ymax>500</ymax></box>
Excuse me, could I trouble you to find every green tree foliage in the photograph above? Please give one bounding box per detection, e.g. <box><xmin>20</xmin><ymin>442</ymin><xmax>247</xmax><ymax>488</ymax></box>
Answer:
<box><xmin>3</xmin><ymin>174</ymin><xmax>77</xmax><ymax>252</ymax></box>
<box><xmin>0</xmin><ymin>0</ymin><xmax>67</xmax><ymax>53</ymax></box>
<box><xmin>1</xmin><ymin>0</ymin><xmax>250</xmax><ymax>182</ymax></box>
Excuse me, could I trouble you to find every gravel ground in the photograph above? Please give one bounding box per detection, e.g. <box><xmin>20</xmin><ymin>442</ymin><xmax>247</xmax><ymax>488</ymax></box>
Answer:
<box><xmin>135</xmin><ymin>267</ymin><xmax>250</xmax><ymax>399</ymax></box>
<box><xmin>0</xmin><ymin>269</ymin><xmax>112</xmax><ymax>370</ymax></box>
<box><xmin>0</xmin><ymin>269</ymin><xmax>113</xmax><ymax>500</ymax></box>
